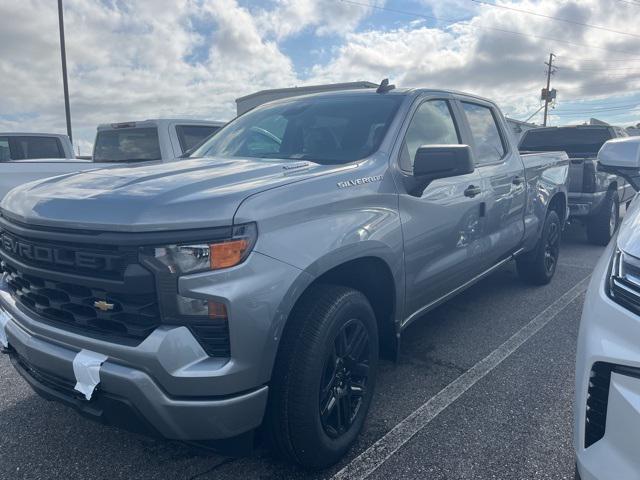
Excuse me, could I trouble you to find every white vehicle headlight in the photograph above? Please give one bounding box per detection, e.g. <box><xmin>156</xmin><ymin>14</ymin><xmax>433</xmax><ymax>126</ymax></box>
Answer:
<box><xmin>608</xmin><ymin>248</ymin><xmax>640</xmax><ymax>313</ymax></box>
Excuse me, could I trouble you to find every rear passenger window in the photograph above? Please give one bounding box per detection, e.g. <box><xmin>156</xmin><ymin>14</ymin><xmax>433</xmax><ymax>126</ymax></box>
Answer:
<box><xmin>399</xmin><ymin>100</ymin><xmax>460</xmax><ymax>171</ymax></box>
<box><xmin>461</xmin><ymin>102</ymin><xmax>505</xmax><ymax>165</ymax></box>
<box><xmin>13</xmin><ymin>136</ymin><xmax>64</xmax><ymax>159</ymax></box>
<box><xmin>176</xmin><ymin>125</ymin><xmax>221</xmax><ymax>152</ymax></box>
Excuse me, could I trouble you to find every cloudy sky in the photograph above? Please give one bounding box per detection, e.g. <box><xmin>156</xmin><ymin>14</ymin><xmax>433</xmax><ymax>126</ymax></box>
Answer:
<box><xmin>1</xmin><ymin>0</ymin><xmax>640</xmax><ymax>154</ymax></box>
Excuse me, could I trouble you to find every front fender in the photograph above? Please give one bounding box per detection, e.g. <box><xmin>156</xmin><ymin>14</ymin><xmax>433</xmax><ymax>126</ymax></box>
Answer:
<box><xmin>233</xmin><ymin>158</ymin><xmax>405</xmax><ymax>329</ymax></box>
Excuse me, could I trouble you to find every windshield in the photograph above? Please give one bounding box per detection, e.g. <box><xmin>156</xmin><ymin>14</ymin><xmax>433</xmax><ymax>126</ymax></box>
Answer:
<box><xmin>93</xmin><ymin>127</ymin><xmax>161</xmax><ymax>162</ymax></box>
<box><xmin>519</xmin><ymin>127</ymin><xmax>613</xmax><ymax>157</ymax></box>
<box><xmin>192</xmin><ymin>95</ymin><xmax>403</xmax><ymax>165</ymax></box>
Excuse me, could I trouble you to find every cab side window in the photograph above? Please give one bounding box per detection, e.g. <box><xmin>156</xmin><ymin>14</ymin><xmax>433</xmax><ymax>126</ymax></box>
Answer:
<box><xmin>399</xmin><ymin>100</ymin><xmax>460</xmax><ymax>171</ymax></box>
<box><xmin>461</xmin><ymin>102</ymin><xmax>505</xmax><ymax>165</ymax></box>
<box><xmin>176</xmin><ymin>125</ymin><xmax>221</xmax><ymax>152</ymax></box>
<box><xmin>0</xmin><ymin>137</ymin><xmax>9</xmax><ymax>162</ymax></box>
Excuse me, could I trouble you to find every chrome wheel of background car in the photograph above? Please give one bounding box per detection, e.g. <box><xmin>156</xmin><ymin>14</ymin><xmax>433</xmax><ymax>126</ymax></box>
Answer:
<box><xmin>544</xmin><ymin>221</ymin><xmax>560</xmax><ymax>274</ymax></box>
<box><xmin>320</xmin><ymin>318</ymin><xmax>370</xmax><ymax>439</ymax></box>
<box><xmin>609</xmin><ymin>201</ymin><xmax>618</xmax><ymax>237</ymax></box>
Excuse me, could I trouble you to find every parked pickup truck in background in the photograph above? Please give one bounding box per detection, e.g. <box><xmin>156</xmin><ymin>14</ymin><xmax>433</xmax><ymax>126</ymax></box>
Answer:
<box><xmin>519</xmin><ymin>125</ymin><xmax>635</xmax><ymax>245</ymax></box>
<box><xmin>0</xmin><ymin>119</ymin><xmax>226</xmax><ymax>200</ymax></box>
<box><xmin>0</xmin><ymin>132</ymin><xmax>75</xmax><ymax>160</ymax></box>
<box><xmin>0</xmin><ymin>87</ymin><xmax>569</xmax><ymax>468</ymax></box>
<box><xmin>93</xmin><ymin>119</ymin><xmax>225</xmax><ymax>162</ymax></box>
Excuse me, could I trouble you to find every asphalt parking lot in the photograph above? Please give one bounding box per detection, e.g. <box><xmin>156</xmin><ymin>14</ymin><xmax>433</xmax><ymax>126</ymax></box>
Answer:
<box><xmin>0</xmin><ymin>220</ymin><xmax>607</xmax><ymax>480</ymax></box>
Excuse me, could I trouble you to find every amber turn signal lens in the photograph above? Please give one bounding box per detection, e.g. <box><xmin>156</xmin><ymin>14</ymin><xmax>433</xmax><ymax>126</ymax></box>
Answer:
<box><xmin>207</xmin><ymin>300</ymin><xmax>228</xmax><ymax>320</ymax></box>
<box><xmin>209</xmin><ymin>239</ymin><xmax>249</xmax><ymax>269</ymax></box>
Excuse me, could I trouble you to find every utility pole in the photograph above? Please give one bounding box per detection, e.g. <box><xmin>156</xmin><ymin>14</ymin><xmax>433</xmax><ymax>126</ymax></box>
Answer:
<box><xmin>57</xmin><ymin>0</ymin><xmax>73</xmax><ymax>142</ymax></box>
<box><xmin>542</xmin><ymin>52</ymin><xmax>556</xmax><ymax>127</ymax></box>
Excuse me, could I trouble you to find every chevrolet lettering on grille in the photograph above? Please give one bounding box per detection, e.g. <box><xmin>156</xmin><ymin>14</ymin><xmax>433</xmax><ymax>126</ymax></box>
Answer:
<box><xmin>0</xmin><ymin>232</ymin><xmax>121</xmax><ymax>271</ymax></box>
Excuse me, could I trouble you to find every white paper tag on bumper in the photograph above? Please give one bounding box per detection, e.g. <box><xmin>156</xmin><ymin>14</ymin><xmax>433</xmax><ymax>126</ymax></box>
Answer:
<box><xmin>0</xmin><ymin>308</ymin><xmax>10</xmax><ymax>348</ymax></box>
<box><xmin>72</xmin><ymin>349</ymin><xmax>108</xmax><ymax>400</ymax></box>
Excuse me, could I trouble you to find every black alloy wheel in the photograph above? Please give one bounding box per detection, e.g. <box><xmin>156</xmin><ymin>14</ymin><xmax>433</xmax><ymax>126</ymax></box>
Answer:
<box><xmin>319</xmin><ymin>318</ymin><xmax>370</xmax><ymax>438</ymax></box>
<box><xmin>544</xmin><ymin>219</ymin><xmax>560</xmax><ymax>276</ymax></box>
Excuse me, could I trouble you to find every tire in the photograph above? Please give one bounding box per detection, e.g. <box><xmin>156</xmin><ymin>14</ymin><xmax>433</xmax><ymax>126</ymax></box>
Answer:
<box><xmin>266</xmin><ymin>284</ymin><xmax>379</xmax><ymax>469</ymax></box>
<box><xmin>586</xmin><ymin>190</ymin><xmax>619</xmax><ymax>246</ymax></box>
<box><xmin>516</xmin><ymin>210</ymin><xmax>561</xmax><ymax>285</ymax></box>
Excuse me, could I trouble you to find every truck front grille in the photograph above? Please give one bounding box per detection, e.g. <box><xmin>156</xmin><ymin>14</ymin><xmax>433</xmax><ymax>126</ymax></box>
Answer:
<box><xmin>0</xmin><ymin>223</ymin><xmax>160</xmax><ymax>345</ymax></box>
<box><xmin>0</xmin><ymin>219</ymin><xmax>231</xmax><ymax>356</ymax></box>
<box><xmin>610</xmin><ymin>278</ymin><xmax>640</xmax><ymax>315</ymax></box>
<box><xmin>3</xmin><ymin>263</ymin><xmax>159</xmax><ymax>341</ymax></box>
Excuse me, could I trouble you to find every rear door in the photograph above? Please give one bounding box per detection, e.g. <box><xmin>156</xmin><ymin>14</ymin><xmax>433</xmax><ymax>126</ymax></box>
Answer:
<box><xmin>458</xmin><ymin>99</ymin><xmax>526</xmax><ymax>267</ymax></box>
<box><xmin>395</xmin><ymin>96</ymin><xmax>487</xmax><ymax>323</ymax></box>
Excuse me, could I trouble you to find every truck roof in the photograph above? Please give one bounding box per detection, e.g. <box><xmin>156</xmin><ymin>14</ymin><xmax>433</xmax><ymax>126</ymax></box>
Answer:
<box><xmin>96</xmin><ymin>119</ymin><xmax>226</xmax><ymax>130</ymax></box>
<box><xmin>250</xmin><ymin>87</ymin><xmax>499</xmax><ymax>108</ymax></box>
<box><xmin>526</xmin><ymin>125</ymin><xmax>612</xmax><ymax>131</ymax></box>
<box><xmin>0</xmin><ymin>132</ymin><xmax>70</xmax><ymax>138</ymax></box>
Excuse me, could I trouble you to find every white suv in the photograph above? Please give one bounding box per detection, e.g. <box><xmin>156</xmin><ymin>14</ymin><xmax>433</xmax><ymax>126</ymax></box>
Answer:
<box><xmin>575</xmin><ymin>136</ymin><xmax>640</xmax><ymax>479</ymax></box>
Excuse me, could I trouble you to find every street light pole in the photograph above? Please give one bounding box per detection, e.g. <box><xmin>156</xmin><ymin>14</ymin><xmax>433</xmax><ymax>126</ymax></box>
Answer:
<box><xmin>57</xmin><ymin>0</ymin><xmax>72</xmax><ymax>142</ymax></box>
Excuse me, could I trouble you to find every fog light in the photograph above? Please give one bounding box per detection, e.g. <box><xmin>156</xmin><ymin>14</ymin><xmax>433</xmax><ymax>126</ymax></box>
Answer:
<box><xmin>176</xmin><ymin>295</ymin><xmax>228</xmax><ymax>321</ymax></box>
<box><xmin>176</xmin><ymin>295</ymin><xmax>208</xmax><ymax>316</ymax></box>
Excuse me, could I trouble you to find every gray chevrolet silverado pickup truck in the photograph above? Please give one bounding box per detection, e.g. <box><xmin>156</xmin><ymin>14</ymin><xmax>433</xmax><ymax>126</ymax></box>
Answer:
<box><xmin>519</xmin><ymin>125</ymin><xmax>634</xmax><ymax>245</ymax></box>
<box><xmin>0</xmin><ymin>87</ymin><xmax>569</xmax><ymax>468</ymax></box>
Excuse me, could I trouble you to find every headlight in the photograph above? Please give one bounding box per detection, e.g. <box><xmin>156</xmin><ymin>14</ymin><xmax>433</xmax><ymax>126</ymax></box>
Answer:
<box><xmin>608</xmin><ymin>247</ymin><xmax>640</xmax><ymax>314</ymax></box>
<box><xmin>152</xmin><ymin>223</ymin><xmax>257</xmax><ymax>274</ymax></box>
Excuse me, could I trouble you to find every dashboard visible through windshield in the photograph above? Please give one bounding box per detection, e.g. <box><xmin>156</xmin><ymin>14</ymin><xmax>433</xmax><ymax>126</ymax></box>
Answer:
<box><xmin>192</xmin><ymin>95</ymin><xmax>404</xmax><ymax>165</ymax></box>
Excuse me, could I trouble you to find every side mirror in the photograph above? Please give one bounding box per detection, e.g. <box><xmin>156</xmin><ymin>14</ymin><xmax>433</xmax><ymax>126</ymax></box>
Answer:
<box><xmin>413</xmin><ymin>145</ymin><xmax>474</xmax><ymax>180</ymax></box>
<box><xmin>598</xmin><ymin>137</ymin><xmax>640</xmax><ymax>191</ymax></box>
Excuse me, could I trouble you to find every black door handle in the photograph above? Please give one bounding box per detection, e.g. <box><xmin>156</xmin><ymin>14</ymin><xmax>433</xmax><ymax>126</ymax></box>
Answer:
<box><xmin>513</xmin><ymin>175</ymin><xmax>525</xmax><ymax>185</ymax></box>
<box><xmin>464</xmin><ymin>185</ymin><xmax>482</xmax><ymax>198</ymax></box>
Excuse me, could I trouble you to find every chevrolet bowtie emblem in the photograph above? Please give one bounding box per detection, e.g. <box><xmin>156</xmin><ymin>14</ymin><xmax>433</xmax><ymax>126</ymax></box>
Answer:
<box><xmin>93</xmin><ymin>300</ymin><xmax>114</xmax><ymax>312</ymax></box>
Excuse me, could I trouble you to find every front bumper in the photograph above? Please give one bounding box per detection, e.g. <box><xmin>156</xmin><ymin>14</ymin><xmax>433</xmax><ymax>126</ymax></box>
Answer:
<box><xmin>1</xmin><ymin>291</ymin><xmax>268</xmax><ymax>440</ymax></box>
<box><xmin>0</xmin><ymin>250</ymin><xmax>309</xmax><ymax>440</ymax></box>
<box><xmin>575</xmin><ymin>242</ymin><xmax>640</xmax><ymax>479</ymax></box>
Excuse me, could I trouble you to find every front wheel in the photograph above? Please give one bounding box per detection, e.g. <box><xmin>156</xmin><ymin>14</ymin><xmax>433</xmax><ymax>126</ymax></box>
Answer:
<box><xmin>266</xmin><ymin>284</ymin><xmax>378</xmax><ymax>469</ymax></box>
<box><xmin>516</xmin><ymin>210</ymin><xmax>561</xmax><ymax>285</ymax></box>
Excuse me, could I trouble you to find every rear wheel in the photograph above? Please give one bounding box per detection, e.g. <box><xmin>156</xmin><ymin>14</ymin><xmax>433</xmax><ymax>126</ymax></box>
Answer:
<box><xmin>517</xmin><ymin>210</ymin><xmax>561</xmax><ymax>285</ymax></box>
<box><xmin>586</xmin><ymin>190</ymin><xmax>619</xmax><ymax>246</ymax></box>
<box><xmin>266</xmin><ymin>284</ymin><xmax>378</xmax><ymax>469</ymax></box>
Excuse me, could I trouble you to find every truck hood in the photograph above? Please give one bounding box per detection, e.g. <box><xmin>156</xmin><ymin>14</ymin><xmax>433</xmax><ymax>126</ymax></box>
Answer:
<box><xmin>0</xmin><ymin>157</ymin><xmax>332</xmax><ymax>232</ymax></box>
<box><xmin>617</xmin><ymin>195</ymin><xmax>640</xmax><ymax>258</ymax></box>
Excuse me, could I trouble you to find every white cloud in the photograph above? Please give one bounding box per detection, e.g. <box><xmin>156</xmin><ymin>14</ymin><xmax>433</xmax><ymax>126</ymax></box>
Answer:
<box><xmin>1</xmin><ymin>0</ymin><xmax>640</xmax><ymax>154</ymax></box>
<box><xmin>0</xmin><ymin>0</ymin><xmax>296</xmax><ymax>152</ymax></box>
<box><xmin>255</xmin><ymin>0</ymin><xmax>383</xmax><ymax>40</ymax></box>
<box><xmin>309</xmin><ymin>0</ymin><xmax>640</xmax><ymax>122</ymax></box>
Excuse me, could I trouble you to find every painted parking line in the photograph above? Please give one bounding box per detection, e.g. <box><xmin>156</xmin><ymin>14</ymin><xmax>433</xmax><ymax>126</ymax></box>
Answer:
<box><xmin>332</xmin><ymin>275</ymin><xmax>591</xmax><ymax>480</ymax></box>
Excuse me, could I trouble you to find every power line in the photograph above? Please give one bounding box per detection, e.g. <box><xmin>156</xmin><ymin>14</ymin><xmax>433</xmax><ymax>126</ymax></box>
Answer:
<box><xmin>552</xmin><ymin>103</ymin><xmax>640</xmax><ymax>113</ymax></box>
<box><xmin>471</xmin><ymin>0</ymin><xmax>640</xmax><ymax>39</ymax></box>
<box><xmin>340</xmin><ymin>0</ymin><xmax>640</xmax><ymax>59</ymax></box>
<box><xmin>549</xmin><ymin>104</ymin><xmax>640</xmax><ymax>115</ymax></box>
<box><xmin>550</xmin><ymin>109</ymin><xmax>638</xmax><ymax>117</ymax></box>
<box><xmin>612</xmin><ymin>0</ymin><xmax>640</xmax><ymax>6</ymax></box>
<box><xmin>556</xmin><ymin>65</ymin><xmax>640</xmax><ymax>72</ymax></box>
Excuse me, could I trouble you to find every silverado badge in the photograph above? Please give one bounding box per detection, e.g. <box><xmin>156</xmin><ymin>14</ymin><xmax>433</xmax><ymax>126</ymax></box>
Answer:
<box><xmin>337</xmin><ymin>175</ymin><xmax>384</xmax><ymax>189</ymax></box>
